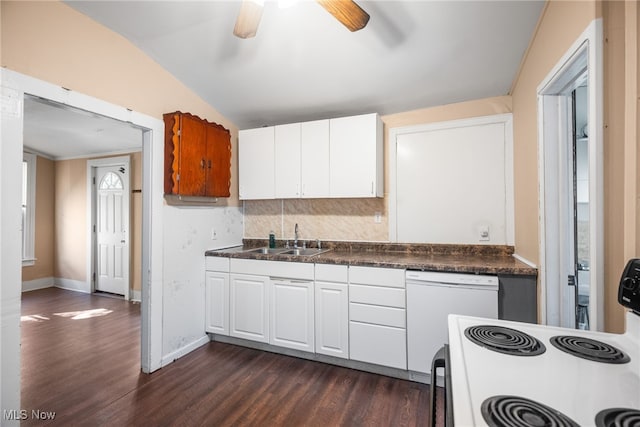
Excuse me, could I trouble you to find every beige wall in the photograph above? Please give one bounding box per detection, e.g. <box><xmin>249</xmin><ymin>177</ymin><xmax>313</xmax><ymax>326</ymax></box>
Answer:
<box><xmin>22</xmin><ymin>156</ymin><xmax>55</xmax><ymax>282</ymax></box>
<box><xmin>602</xmin><ymin>0</ymin><xmax>639</xmax><ymax>333</ymax></box>
<box><xmin>54</xmin><ymin>152</ymin><xmax>143</xmax><ymax>293</ymax></box>
<box><xmin>511</xmin><ymin>0</ymin><xmax>600</xmax><ymax>265</ymax></box>
<box><xmin>54</xmin><ymin>157</ymin><xmax>87</xmax><ymax>281</ymax></box>
<box><xmin>244</xmin><ymin>96</ymin><xmax>513</xmax><ymax>241</ymax></box>
<box><xmin>1</xmin><ymin>0</ymin><xmax>240</xmax><ymax>208</ymax></box>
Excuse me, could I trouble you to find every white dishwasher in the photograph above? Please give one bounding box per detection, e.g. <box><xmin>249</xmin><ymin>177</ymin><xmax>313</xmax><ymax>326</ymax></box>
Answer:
<box><xmin>406</xmin><ymin>270</ymin><xmax>498</xmax><ymax>375</ymax></box>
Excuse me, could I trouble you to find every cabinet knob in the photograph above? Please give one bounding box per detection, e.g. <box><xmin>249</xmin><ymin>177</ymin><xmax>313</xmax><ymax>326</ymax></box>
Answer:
<box><xmin>200</xmin><ymin>158</ymin><xmax>205</xmax><ymax>169</ymax></box>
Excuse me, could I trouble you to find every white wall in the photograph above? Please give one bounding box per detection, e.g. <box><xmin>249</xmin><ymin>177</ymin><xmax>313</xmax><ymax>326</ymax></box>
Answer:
<box><xmin>161</xmin><ymin>205</ymin><xmax>242</xmax><ymax>365</ymax></box>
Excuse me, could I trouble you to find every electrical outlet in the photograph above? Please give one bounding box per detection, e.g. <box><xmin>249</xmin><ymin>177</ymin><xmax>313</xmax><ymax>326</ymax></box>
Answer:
<box><xmin>374</xmin><ymin>212</ymin><xmax>382</xmax><ymax>223</ymax></box>
<box><xmin>478</xmin><ymin>225</ymin><xmax>490</xmax><ymax>241</ymax></box>
<box><xmin>211</xmin><ymin>228</ymin><xmax>217</xmax><ymax>240</ymax></box>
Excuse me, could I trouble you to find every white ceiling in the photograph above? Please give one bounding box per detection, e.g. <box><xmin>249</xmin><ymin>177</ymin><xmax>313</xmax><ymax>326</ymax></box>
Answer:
<box><xmin>23</xmin><ymin>96</ymin><xmax>143</xmax><ymax>160</ymax></box>
<box><xmin>27</xmin><ymin>0</ymin><xmax>544</xmax><ymax>159</ymax></box>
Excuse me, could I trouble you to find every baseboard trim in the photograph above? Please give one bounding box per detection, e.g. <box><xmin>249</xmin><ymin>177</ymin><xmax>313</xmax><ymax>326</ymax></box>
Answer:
<box><xmin>160</xmin><ymin>335</ymin><xmax>210</xmax><ymax>368</ymax></box>
<box><xmin>131</xmin><ymin>290</ymin><xmax>141</xmax><ymax>302</ymax></box>
<box><xmin>54</xmin><ymin>278</ymin><xmax>90</xmax><ymax>294</ymax></box>
<box><xmin>22</xmin><ymin>277</ymin><xmax>54</xmax><ymax>292</ymax></box>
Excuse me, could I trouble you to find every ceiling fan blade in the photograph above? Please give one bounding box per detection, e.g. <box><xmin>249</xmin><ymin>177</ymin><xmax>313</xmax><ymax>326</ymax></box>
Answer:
<box><xmin>316</xmin><ymin>0</ymin><xmax>370</xmax><ymax>32</ymax></box>
<box><xmin>233</xmin><ymin>0</ymin><xmax>264</xmax><ymax>39</ymax></box>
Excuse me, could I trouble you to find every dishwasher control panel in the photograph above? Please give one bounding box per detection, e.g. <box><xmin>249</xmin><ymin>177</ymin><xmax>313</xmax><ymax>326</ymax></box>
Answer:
<box><xmin>405</xmin><ymin>270</ymin><xmax>498</xmax><ymax>289</ymax></box>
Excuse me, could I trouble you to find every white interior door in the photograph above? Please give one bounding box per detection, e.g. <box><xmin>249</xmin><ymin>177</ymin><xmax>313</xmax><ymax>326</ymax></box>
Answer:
<box><xmin>95</xmin><ymin>164</ymin><xmax>130</xmax><ymax>296</ymax></box>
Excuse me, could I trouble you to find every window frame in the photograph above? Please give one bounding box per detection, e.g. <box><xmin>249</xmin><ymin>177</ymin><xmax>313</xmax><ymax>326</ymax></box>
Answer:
<box><xmin>22</xmin><ymin>152</ymin><xmax>36</xmax><ymax>266</ymax></box>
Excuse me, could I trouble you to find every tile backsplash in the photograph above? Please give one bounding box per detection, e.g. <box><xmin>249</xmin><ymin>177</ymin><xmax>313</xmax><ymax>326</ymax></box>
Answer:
<box><xmin>244</xmin><ymin>198</ymin><xmax>388</xmax><ymax>242</ymax></box>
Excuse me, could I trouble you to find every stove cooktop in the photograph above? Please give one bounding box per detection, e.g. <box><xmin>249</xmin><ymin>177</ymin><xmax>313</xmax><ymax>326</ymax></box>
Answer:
<box><xmin>464</xmin><ymin>325</ymin><xmax>546</xmax><ymax>357</ymax></box>
<box><xmin>448</xmin><ymin>312</ymin><xmax>640</xmax><ymax>426</ymax></box>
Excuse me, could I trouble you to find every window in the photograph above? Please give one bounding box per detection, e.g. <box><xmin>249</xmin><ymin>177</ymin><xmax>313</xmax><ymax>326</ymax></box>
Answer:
<box><xmin>99</xmin><ymin>171</ymin><xmax>123</xmax><ymax>190</ymax></box>
<box><xmin>22</xmin><ymin>153</ymin><xmax>36</xmax><ymax>266</ymax></box>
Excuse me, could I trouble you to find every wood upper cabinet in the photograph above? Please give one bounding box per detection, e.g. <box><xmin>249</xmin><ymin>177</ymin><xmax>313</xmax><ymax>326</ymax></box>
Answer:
<box><xmin>164</xmin><ymin>111</ymin><xmax>231</xmax><ymax>198</ymax></box>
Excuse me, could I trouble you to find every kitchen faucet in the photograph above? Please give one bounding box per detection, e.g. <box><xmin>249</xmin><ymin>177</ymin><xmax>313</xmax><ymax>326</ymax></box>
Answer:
<box><xmin>294</xmin><ymin>223</ymin><xmax>299</xmax><ymax>248</ymax></box>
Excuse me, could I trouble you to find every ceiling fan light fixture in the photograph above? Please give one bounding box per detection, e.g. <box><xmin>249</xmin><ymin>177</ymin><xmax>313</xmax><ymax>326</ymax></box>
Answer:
<box><xmin>233</xmin><ymin>0</ymin><xmax>265</xmax><ymax>39</ymax></box>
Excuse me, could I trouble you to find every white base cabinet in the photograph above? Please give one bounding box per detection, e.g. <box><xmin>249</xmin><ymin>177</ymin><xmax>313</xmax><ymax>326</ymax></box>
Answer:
<box><xmin>315</xmin><ymin>264</ymin><xmax>349</xmax><ymax>359</ymax></box>
<box><xmin>205</xmin><ymin>257</ymin><xmax>230</xmax><ymax>335</ymax></box>
<box><xmin>270</xmin><ymin>278</ymin><xmax>314</xmax><ymax>352</ymax></box>
<box><xmin>229</xmin><ymin>273</ymin><xmax>270</xmax><ymax>343</ymax></box>
<box><xmin>348</xmin><ymin>266</ymin><xmax>407</xmax><ymax>369</ymax></box>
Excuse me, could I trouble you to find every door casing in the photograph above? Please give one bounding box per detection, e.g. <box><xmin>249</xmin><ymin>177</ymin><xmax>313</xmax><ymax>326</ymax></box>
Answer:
<box><xmin>537</xmin><ymin>19</ymin><xmax>604</xmax><ymax>330</ymax></box>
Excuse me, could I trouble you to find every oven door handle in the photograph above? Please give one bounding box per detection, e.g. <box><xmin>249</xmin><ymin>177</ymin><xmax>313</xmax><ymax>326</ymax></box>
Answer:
<box><xmin>429</xmin><ymin>346</ymin><xmax>447</xmax><ymax>427</ymax></box>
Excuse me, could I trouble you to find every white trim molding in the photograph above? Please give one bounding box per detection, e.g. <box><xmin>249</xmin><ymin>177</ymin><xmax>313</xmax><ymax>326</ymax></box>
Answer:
<box><xmin>160</xmin><ymin>336</ymin><xmax>210</xmax><ymax>368</ymax></box>
<box><xmin>536</xmin><ymin>19</ymin><xmax>603</xmax><ymax>330</ymax></box>
<box><xmin>22</xmin><ymin>277</ymin><xmax>54</xmax><ymax>292</ymax></box>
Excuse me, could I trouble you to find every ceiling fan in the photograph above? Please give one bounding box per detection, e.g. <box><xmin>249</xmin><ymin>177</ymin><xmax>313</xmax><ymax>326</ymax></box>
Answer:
<box><xmin>233</xmin><ymin>0</ymin><xmax>370</xmax><ymax>39</ymax></box>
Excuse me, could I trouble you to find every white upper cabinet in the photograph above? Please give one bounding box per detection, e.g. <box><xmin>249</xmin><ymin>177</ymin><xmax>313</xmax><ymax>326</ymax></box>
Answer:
<box><xmin>238</xmin><ymin>126</ymin><xmax>275</xmax><ymax>200</ymax></box>
<box><xmin>301</xmin><ymin>119</ymin><xmax>330</xmax><ymax>198</ymax></box>
<box><xmin>239</xmin><ymin>113</ymin><xmax>382</xmax><ymax>200</ymax></box>
<box><xmin>330</xmin><ymin>113</ymin><xmax>383</xmax><ymax>198</ymax></box>
<box><xmin>274</xmin><ymin>123</ymin><xmax>302</xmax><ymax>198</ymax></box>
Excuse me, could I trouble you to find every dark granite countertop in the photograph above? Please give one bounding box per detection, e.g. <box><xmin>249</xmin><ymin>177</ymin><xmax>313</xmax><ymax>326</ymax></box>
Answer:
<box><xmin>205</xmin><ymin>240</ymin><xmax>537</xmax><ymax>276</ymax></box>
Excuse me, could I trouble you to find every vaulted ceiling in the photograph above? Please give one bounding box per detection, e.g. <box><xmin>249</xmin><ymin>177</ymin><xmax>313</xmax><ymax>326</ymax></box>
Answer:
<box><xmin>26</xmin><ymin>1</ymin><xmax>544</xmax><ymax>158</ymax></box>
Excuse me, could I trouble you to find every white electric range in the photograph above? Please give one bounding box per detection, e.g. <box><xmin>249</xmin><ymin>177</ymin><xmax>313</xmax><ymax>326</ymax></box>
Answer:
<box><xmin>436</xmin><ymin>259</ymin><xmax>640</xmax><ymax>427</ymax></box>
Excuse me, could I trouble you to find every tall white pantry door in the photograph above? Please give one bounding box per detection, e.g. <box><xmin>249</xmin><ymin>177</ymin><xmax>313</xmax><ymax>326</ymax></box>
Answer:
<box><xmin>95</xmin><ymin>165</ymin><xmax>130</xmax><ymax>295</ymax></box>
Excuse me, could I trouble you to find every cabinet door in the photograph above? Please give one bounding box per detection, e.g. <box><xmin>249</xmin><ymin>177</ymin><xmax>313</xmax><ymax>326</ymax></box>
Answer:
<box><xmin>239</xmin><ymin>127</ymin><xmax>275</xmax><ymax>200</ymax></box>
<box><xmin>315</xmin><ymin>281</ymin><xmax>349</xmax><ymax>359</ymax></box>
<box><xmin>301</xmin><ymin>119</ymin><xmax>330</xmax><ymax>198</ymax></box>
<box><xmin>205</xmin><ymin>271</ymin><xmax>229</xmax><ymax>335</ymax></box>
<box><xmin>229</xmin><ymin>273</ymin><xmax>270</xmax><ymax>343</ymax></box>
<box><xmin>205</xmin><ymin>124</ymin><xmax>231</xmax><ymax>197</ymax></box>
<box><xmin>178</xmin><ymin>114</ymin><xmax>207</xmax><ymax>196</ymax></box>
<box><xmin>270</xmin><ymin>279</ymin><xmax>314</xmax><ymax>352</ymax></box>
<box><xmin>274</xmin><ymin>123</ymin><xmax>301</xmax><ymax>198</ymax></box>
<box><xmin>329</xmin><ymin>113</ymin><xmax>382</xmax><ymax>198</ymax></box>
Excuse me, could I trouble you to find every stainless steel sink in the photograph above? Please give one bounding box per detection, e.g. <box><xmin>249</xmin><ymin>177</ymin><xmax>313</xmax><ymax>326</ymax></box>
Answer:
<box><xmin>281</xmin><ymin>248</ymin><xmax>331</xmax><ymax>256</ymax></box>
<box><xmin>244</xmin><ymin>247</ymin><xmax>289</xmax><ymax>255</ymax></box>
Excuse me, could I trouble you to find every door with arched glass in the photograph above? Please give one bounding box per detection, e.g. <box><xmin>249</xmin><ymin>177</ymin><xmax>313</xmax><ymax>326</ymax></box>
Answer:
<box><xmin>96</xmin><ymin>165</ymin><xmax>130</xmax><ymax>295</ymax></box>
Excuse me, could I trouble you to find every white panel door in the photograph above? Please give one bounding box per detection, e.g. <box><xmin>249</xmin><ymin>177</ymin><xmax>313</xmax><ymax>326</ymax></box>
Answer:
<box><xmin>238</xmin><ymin>127</ymin><xmax>275</xmax><ymax>200</ymax></box>
<box><xmin>205</xmin><ymin>271</ymin><xmax>229</xmax><ymax>335</ymax></box>
<box><xmin>230</xmin><ymin>273</ymin><xmax>270</xmax><ymax>343</ymax></box>
<box><xmin>274</xmin><ymin>123</ymin><xmax>301</xmax><ymax>198</ymax></box>
<box><xmin>315</xmin><ymin>281</ymin><xmax>349</xmax><ymax>358</ymax></box>
<box><xmin>270</xmin><ymin>279</ymin><xmax>314</xmax><ymax>352</ymax></box>
<box><xmin>301</xmin><ymin>119</ymin><xmax>330</xmax><ymax>198</ymax></box>
<box><xmin>96</xmin><ymin>165</ymin><xmax>129</xmax><ymax>295</ymax></box>
<box><xmin>329</xmin><ymin>113</ymin><xmax>381</xmax><ymax>198</ymax></box>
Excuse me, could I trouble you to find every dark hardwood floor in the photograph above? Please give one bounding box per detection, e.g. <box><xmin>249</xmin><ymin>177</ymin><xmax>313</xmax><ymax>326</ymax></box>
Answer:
<box><xmin>21</xmin><ymin>287</ymin><xmax>431</xmax><ymax>426</ymax></box>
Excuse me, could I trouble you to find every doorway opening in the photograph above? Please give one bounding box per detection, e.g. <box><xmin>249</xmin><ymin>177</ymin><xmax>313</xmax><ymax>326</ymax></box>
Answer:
<box><xmin>537</xmin><ymin>20</ymin><xmax>603</xmax><ymax>331</ymax></box>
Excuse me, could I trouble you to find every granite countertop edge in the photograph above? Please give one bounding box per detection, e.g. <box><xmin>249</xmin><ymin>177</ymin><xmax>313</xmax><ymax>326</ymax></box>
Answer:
<box><xmin>205</xmin><ymin>242</ymin><xmax>537</xmax><ymax>276</ymax></box>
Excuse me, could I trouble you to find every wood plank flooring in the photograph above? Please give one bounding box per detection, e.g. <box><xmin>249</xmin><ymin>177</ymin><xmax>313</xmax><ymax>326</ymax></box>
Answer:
<box><xmin>21</xmin><ymin>288</ymin><xmax>431</xmax><ymax>426</ymax></box>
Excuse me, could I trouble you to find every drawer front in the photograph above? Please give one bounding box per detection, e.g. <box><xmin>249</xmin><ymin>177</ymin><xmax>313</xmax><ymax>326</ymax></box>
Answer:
<box><xmin>205</xmin><ymin>256</ymin><xmax>230</xmax><ymax>272</ymax></box>
<box><xmin>349</xmin><ymin>284</ymin><xmax>406</xmax><ymax>308</ymax></box>
<box><xmin>349</xmin><ymin>321</ymin><xmax>407</xmax><ymax>369</ymax></box>
<box><xmin>230</xmin><ymin>258</ymin><xmax>314</xmax><ymax>280</ymax></box>
<box><xmin>315</xmin><ymin>263</ymin><xmax>348</xmax><ymax>283</ymax></box>
<box><xmin>349</xmin><ymin>266</ymin><xmax>405</xmax><ymax>288</ymax></box>
<box><xmin>349</xmin><ymin>302</ymin><xmax>406</xmax><ymax>328</ymax></box>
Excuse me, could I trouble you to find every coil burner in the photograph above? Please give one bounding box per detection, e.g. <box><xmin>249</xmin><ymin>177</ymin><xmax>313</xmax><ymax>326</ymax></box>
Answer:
<box><xmin>550</xmin><ymin>336</ymin><xmax>630</xmax><ymax>364</ymax></box>
<box><xmin>464</xmin><ymin>325</ymin><xmax>546</xmax><ymax>356</ymax></box>
<box><xmin>482</xmin><ymin>395</ymin><xmax>579</xmax><ymax>427</ymax></box>
<box><xmin>595</xmin><ymin>408</ymin><xmax>640</xmax><ymax>427</ymax></box>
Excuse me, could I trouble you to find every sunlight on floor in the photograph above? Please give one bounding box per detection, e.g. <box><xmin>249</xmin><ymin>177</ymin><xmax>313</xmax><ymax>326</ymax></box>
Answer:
<box><xmin>21</xmin><ymin>314</ymin><xmax>50</xmax><ymax>322</ymax></box>
<box><xmin>53</xmin><ymin>308</ymin><xmax>114</xmax><ymax>320</ymax></box>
